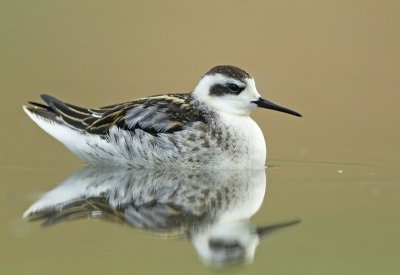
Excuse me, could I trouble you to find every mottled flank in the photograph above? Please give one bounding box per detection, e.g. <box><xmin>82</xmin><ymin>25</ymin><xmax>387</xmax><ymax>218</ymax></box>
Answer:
<box><xmin>205</xmin><ymin>65</ymin><xmax>251</xmax><ymax>82</ymax></box>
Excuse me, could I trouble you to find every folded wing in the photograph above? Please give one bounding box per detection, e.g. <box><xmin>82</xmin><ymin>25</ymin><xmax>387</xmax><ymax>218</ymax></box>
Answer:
<box><xmin>25</xmin><ymin>94</ymin><xmax>206</xmax><ymax>136</ymax></box>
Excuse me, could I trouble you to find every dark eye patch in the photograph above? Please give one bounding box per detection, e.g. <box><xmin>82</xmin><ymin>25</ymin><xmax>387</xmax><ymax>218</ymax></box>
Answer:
<box><xmin>209</xmin><ymin>83</ymin><xmax>245</xmax><ymax>96</ymax></box>
<box><xmin>227</xmin><ymin>83</ymin><xmax>240</xmax><ymax>92</ymax></box>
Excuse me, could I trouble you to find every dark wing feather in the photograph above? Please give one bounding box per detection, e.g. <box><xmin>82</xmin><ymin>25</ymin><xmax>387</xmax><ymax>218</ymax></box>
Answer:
<box><xmin>29</xmin><ymin>94</ymin><xmax>206</xmax><ymax>136</ymax></box>
<box><xmin>39</xmin><ymin>94</ymin><xmax>104</xmax><ymax>130</ymax></box>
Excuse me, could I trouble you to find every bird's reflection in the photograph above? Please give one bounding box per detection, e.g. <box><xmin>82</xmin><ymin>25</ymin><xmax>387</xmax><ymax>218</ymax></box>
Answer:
<box><xmin>24</xmin><ymin>166</ymin><xmax>300</xmax><ymax>267</ymax></box>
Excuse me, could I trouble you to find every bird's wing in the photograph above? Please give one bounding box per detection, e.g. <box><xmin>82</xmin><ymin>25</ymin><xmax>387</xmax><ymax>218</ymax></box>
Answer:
<box><xmin>27</xmin><ymin>94</ymin><xmax>206</xmax><ymax>136</ymax></box>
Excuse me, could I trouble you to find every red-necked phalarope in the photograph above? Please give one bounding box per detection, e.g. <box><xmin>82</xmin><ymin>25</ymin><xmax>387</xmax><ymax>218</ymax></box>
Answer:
<box><xmin>23</xmin><ymin>65</ymin><xmax>301</xmax><ymax>169</ymax></box>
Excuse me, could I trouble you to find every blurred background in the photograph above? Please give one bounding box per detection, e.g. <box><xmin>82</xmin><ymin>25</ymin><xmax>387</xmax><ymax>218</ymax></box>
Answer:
<box><xmin>1</xmin><ymin>1</ymin><xmax>399</xmax><ymax>274</ymax></box>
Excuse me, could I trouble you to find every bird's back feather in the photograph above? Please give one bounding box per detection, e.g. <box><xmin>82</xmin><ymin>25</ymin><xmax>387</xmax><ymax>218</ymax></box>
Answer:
<box><xmin>25</xmin><ymin>94</ymin><xmax>208</xmax><ymax>136</ymax></box>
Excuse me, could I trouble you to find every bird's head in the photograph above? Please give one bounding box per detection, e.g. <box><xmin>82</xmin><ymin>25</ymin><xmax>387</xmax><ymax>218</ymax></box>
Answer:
<box><xmin>192</xmin><ymin>65</ymin><xmax>301</xmax><ymax>117</ymax></box>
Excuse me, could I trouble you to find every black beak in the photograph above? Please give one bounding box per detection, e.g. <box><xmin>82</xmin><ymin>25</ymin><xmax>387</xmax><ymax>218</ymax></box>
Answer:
<box><xmin>256</xmin><ymin>219</ymin><xmax>301</xmax><ymax>238</ymax></box>
<box><xmin>252</xmin><ymin>97</ymin><xmax>302</xmax><ymax>117</ymax></box>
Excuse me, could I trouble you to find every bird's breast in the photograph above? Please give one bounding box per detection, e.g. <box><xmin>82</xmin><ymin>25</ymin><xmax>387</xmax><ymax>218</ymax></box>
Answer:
<box><xmin>214</xmin><ymin>113</ymin><xmax>267</xmax><ymax>169</ymax></box>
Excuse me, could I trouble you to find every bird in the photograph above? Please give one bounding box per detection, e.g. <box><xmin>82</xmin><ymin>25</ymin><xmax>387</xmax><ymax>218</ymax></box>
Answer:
<box><xmin>23</xmin><ymin>65</ymin><xmax>301</xmax><ymax>169</ymax></box>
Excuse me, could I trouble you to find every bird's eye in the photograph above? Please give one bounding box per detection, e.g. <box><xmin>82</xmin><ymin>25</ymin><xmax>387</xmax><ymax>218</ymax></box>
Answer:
<box><xmin>226</xmin><ymin>83</ymin><xmax>240</xmax><ymax>93</ymax></box>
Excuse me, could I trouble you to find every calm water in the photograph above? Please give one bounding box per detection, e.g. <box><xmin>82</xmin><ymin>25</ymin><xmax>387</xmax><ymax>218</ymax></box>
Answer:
<box><xmin>1</xmin><ymin>1</ymin><xmax>400</xmax><ymax>274</ymax></box>
<box><xmin>2</xmin><ymin>161</ymin><xmax>399</xmax><ymax>274</ymax></box>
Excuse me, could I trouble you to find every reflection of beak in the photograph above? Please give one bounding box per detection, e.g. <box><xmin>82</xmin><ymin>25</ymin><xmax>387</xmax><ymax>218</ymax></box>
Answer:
<box><xmin>256</xmin><ymin>219</ymin><xmax>301</xmax><ymax>238</ymax></box>
<box><xmin>252</xmin><ymin>97</ymin><xmax>302</xmax><ymax>117</ymax></box>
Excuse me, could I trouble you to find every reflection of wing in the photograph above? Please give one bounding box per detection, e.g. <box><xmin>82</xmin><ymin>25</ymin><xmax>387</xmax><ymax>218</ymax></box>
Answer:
<box><xmin>28</xmin><ymin>196</ymin><xmax>201</xmax><ymax>236</ymax></box>
<box><xmin>23</xmin><ymin>167</ymin><xmax>302</xmax><ymax>267</ymax></box>
<box><xmin>26</xmin><ymin>94</ymin><xmax>206</xmax><ymax>136</ymax></box>
<box><xmin>24</xmin><ymin>167</ymin><xmax>267</xmax><ymax>232</ymax></box>
<box><xmin>27</xmin><ymin>198</ymin><xmax>126</xmax><ymax>227</ymax></box>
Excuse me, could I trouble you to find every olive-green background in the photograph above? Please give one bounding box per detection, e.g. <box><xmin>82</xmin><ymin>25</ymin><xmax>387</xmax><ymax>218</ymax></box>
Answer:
<box><xmin>1</xmin><ymin>1</ymin><xmax>399</xmax><ymax>274</ymax></box>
